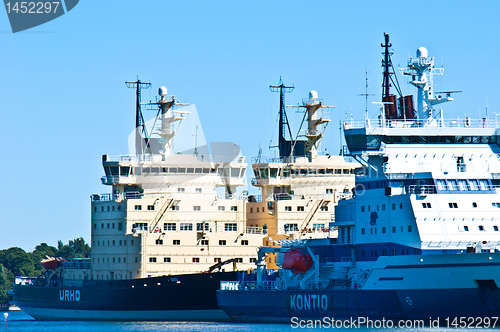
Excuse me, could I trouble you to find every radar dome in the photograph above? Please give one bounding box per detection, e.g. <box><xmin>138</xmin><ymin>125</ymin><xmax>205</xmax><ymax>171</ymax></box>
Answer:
<box><xmin>416</xmin><ymin>47</ymin><xmax>428</xmax><ymax>59</ymax></box>
<box><xmin>309</xmin><ymin>90</ymin><xmax>318</xmax><ymax>100</ymax></box>
<box><xmin>159</xmin><ymin>86</ymin><xmax>168</xmax><ymax>97</ymax></box>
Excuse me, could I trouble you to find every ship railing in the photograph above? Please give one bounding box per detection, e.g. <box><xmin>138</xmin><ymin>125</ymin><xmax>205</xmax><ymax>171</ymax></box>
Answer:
<box><xmin>344</xmin><ymin>118</ymin><xmax>500</xmax><ymax>130</ymax></box>
<box><xmin>221</xmin><ymin>281</ymin><xmax>278</xmax><ymax>291</ymax></box>
<box><xmin>104</xmin><ymin>154</ymin><xmax>246</xmax><ymax>164</ymax></box>
<box><xmin>251</xmin><ymin>156</ymin><xmax>296</xmax><ymax>164</ymax></box>
<box><xmin>248</xmin><ymin>193</ymin><xmax>352</xmax><ymax>203</ymax></box>
<box><xmin>403</xmin><ymin>185</ymin><xmax>438</xmax><ymax>195</ymax></box>
<box><xmin>384</xmin><ymin>162</ymin><xmax>499</xmax><ymax>174</ymax></box>
<box><xmin>62</xmin><ymin>261</ymin><xmax>91</xmax><ymax>270</ymax></box>
<box><xmin>14</xmin><ymin>277</ymin><xmax>36</xmax><ymax>286</ymax></box>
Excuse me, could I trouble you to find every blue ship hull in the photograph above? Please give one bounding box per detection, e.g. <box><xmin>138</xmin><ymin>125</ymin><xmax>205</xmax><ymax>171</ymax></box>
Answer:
<box><xmin>12</xmin><ymin>271</ymin><xmax>239</xmax><ymax>321</ymax></box>
<box><xmin>217</xmin><ymin>286</ymin><xmax>500</xmax><ymax>323</ymax></box>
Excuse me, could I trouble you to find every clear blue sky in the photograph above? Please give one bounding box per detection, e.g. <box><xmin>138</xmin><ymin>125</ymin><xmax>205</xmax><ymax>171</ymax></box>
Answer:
<box><xmin>1</xmin><ymin>0</ymin><xmax>499</xmax><ymax>250</ymax></box>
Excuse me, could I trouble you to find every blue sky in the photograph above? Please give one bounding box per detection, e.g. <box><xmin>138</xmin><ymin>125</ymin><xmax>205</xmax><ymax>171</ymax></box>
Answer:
<box><xmin>1</xmin><ymin>0</ymin><xmax>499</xmax><ymax>250</ymax></box>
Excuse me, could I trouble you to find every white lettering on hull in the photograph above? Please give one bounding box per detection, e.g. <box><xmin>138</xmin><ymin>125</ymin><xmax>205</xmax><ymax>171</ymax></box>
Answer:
<box><xmin>59</xmin><ymin>289</ymin><xmax>80</xmax><ymax>301</ymax></box>
<box><xmin>290</xmin><ymin>294</ymin><xmax>327</xmax><ymax>310</ymax></box>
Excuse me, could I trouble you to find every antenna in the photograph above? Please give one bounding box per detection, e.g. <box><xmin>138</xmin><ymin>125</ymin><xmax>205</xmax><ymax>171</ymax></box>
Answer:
<box><xmin>270</xmin><ymin>77</ymin><xmax>294</xmax><ymax>159</ymax></box>
<box><xmin>358</xmin><ymin>71</ymin><xmax>375</xmax><ymax>114</ymax></box>
<box><xmin>125</xmin><ymin>79</ymin><xmax>152</xmax><ymax>155</ymax></box>
<box><xmin>193</xmin><ymin>125</ymin><xmax>199</xmax><ymax>156</ymax></box>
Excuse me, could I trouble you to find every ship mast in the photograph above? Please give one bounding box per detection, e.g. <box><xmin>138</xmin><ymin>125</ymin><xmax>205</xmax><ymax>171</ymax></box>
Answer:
<box><xmin>270</xmin><ymin>78</ymin><xmax>294</xmax><ymax>160</ymax></box>
<box><xmin>125</xmin><ymin>79</ymin><xmax>152</xmax><ymax>156</ymax></box>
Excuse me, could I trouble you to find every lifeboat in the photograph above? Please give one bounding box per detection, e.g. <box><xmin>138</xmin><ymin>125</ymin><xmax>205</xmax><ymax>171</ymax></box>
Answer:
<box><xmin>40</xmin><ymin>256</ymin><xmax>68</xmax><ymax>270</ymax></box>
<box><xmin>282</xmin><ymin>248</ymin><xmax>312</xmax><ymax>273</ymax></box>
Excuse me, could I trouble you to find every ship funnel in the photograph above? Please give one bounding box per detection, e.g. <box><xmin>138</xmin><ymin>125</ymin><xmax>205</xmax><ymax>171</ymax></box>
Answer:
<box><xmin>417</xmin><ymin>47</ymin><xmax>428</xmax><ymax>59</ymax></box>
<box><xmin>159</xmin><ymin>86</ymin><xmax>168</xmax><ymax>97</ymax></box>
<box><xmin>309</xmin><ymin>90</ymin><xmax>318</xmax><ymax>101</ymax></box>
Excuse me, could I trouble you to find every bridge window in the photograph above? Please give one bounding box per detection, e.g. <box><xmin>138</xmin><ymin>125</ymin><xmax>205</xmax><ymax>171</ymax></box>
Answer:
<box><xmin>479</xmin><ymin>179</ymin><xmax>489</xmax><ymax>190</ymax></box>
<box><xmin>283</xmin><ymin>168</ymin><xmax>290</xmax><ymax>177</ymax></box>
<box><xmin>260</xmin><ymin>167</ymin><xmax>269</xmax><ymax>179</ymax></box>
<box><xmin>447</xmin><ymin>180</ymin><xmax>458</xmax><ymax>191</ymax></box>
<box><xmin>231</xmin><ymin>168</ymin><xmax>240</xmax><ymax>177</ymax></box>
<box><xmin>469</xmin><ymin>179</ymin><xmax>479</xmax><ymax>191</ymax></box>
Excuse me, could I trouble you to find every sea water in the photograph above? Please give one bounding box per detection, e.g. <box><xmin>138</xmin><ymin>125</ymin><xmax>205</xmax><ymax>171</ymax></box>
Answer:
<box><xmin>2</xmin><ymin>311</ymin><xmax>497</xmax><ymax>332</ymax></box>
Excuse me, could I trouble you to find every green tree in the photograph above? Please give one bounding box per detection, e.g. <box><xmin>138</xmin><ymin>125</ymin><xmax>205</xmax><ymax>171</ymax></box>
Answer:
<box><xmin>1</xmin><ymin>247</ymin><xmax>35</xmax><ymax>277</ymax></box>
<box><xmin>0</xmin><ymin>264</ymin><xmax>14</xmax><ymax>304</ymax></box>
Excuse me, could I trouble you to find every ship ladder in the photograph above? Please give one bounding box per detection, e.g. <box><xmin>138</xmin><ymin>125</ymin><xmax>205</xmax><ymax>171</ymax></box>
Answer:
<box><xmin>299</xmin><ymin>199</ymin><xmax>329</xmax><ymax>237</ymax></box>
<box><xmin>149</xmin><ymin>198</ymin><xmax>174</xmax><ymax>232</ymax></box>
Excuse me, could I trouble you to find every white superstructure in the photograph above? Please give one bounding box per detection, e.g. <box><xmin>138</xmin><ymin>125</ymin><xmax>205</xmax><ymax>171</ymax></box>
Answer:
<box><xmin>88</xmin><ymin>85</ymin><xmax>264</xmax><ymax>280</ymax></box>
<box><xmin>247</xmin><ymin>87</ymin><xmax>358</xmax><ymax>268</ymax></box>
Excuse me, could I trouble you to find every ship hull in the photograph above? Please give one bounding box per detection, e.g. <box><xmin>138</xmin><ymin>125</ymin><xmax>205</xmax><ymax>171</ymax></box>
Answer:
<box><xmin>217</xmin><ymin>254</ymin><xmax>500</xmax><ymax>323</ymax></box>
<box><xmin>12</xmin><ymin>271</ymin><xmax>238</xmax><ymax>321</ymax></box>
<box><xmin>217</xmin><ymin>287</ymin><xmax>500</xmax><ymax>323</ymax></box>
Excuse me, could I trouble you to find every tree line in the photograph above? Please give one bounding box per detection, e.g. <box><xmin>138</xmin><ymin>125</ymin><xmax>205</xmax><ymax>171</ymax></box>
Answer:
<box><xmin>0</xmin><ymin>237</ymin><xmax>90</xmax><ymax>304</ymax></box>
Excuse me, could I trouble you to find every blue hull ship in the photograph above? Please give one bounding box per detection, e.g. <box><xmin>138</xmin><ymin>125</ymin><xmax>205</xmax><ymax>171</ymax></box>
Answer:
<box><xmin>217</xmin><ymin>34</ymin><xmax>500</xmax><ymax>323</ymax></box>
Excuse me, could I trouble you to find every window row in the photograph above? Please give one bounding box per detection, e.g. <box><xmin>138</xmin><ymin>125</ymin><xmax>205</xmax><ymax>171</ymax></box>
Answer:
<box><xmin>94</xmin><ymin>205</ymin><xmax>122</xmax><ymax>212</ymax></box>
<box><xmin>148</xmin><ymin>257</ymin><xmax>256</xmax><ymax>263</ymax></box>
<box><xmin>253</xmin><ymin>167</ymin><xmax>354</xmax><ymax>179</ymax></box>
<box><xmin>94</xmin><ymin>257</ymin><xmax>127</xmax><ymax>263</ymax></box>
<box><xmin>361</xmin><ymin>203</ymin><xmax>399</xmax><ymax>212</ymax></box>
<box><xmin>161</xmin><ymin>222</ymin><xmax>238</xmax><ymax>232</ymax></box>
<box><xmin>435</xmin><ymin>179</ymin><xmax>491</xmax><ymax>192</ymax></box>
<box><xmin>94</xmin><ymin>239</ymin><xmax>132</xmax><ymax>246</ymax></box>
<box><xmin>105</xmin><ymin>166</ymin><xmax>245</xmax><ymax>178</ymax></box>
<box><xmin>463</xmin><ymin>225</ymin><xmax>499</xmax><ymax>232</ymax></box>
<box><xmin>134</xmin><ymin>204</ymin><xmax>236</xmax><ymax>212</ymax></box>
<box><xmin>361</xmin><ymin>225</ymin><xmax>413</xmax><ymax>234</ymax></box>
<box><xmin>151</xmin><ymin>239</ymin><xmax>246</xmax><ymax>246</ymax></box>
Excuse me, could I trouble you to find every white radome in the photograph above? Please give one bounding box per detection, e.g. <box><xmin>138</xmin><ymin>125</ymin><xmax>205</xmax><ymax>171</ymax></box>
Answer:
<box><xmin>417</xmin><ymin>47</ymin><xmax>428</xmax><ymax>59</ymax></box>
<box><xmin>309</xmin><ymin>90</ymin><xmax>318</xmax><ymax>100</ymax></box>
<box><xmin>159</xmin><ymin>86</ymin><xmax>168</xmax><ymax>97</ymax></box>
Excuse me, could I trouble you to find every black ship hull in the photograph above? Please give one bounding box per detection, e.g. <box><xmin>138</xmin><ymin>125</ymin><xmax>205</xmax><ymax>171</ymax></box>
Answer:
<box><xmin>12</xmin><ymin>271</ymin><xmax>238</xmax><ymax>321</ymax></box>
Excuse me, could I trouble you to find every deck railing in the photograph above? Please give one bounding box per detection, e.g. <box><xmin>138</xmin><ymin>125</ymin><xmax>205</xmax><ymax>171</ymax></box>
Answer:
<box><xmin>344</xmin><ymin>118</ymin><xmax>500</xmax><ymax>130</ymax></box>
